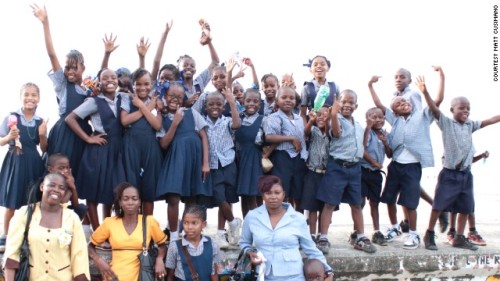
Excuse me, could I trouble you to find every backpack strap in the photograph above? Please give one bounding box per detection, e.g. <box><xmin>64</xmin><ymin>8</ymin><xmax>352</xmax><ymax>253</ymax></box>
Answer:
<box><xmin>307</xmin><ymin>81</ymin><xmax>338</xmax><ymax>108</ymax></box>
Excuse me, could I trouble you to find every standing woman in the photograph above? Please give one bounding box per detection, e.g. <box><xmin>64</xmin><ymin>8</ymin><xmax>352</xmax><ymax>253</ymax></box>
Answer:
<box><xmin>240</xmin><ymin>175</ymin><xmax>334</xmax><ymax>281</ymax></box>
<box><xmin>3</xmin><ymin>172</ymin><xmax>90</xmax><ymax>281</ymax></box>
<box><xmin>88</xmin><ymin>183</ymin><xmax>167</xmax><ymax>281</ymax></box>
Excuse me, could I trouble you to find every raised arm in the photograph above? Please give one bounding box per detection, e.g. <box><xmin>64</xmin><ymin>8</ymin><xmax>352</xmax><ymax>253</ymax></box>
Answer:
<box><xmin>367</xmin><ymin>76</ymin><xmax>386</xmax><ymax>111</ymax></box>
<box><xmin>304</xmin><ymin>111</ymin><xmax>317</xmax><ymax>137</ymax></box>
<box><xmin>151</xmin><ymin>20</ymin><xmax>173</xmax><ymax>79</ymax></box>
<box><xmin>330</xmin><ymin>98</ymin><xmax>342</xmax><ymax>138</ymax></box>
<box><xmin>432</xmin><ymin>66</ymin><xmax>445</xmax><ymax>107</ymax></box>
<box><xmin>223</xmin><ymin>87</ymin><xmax>241</xmax><ymax>129</ymax></box>
<box><xmin>136</xmin><ymin>37</ymin><xmax>150</xmax><ymax>69</ymax></box>
<box><xmin>31</xmin><ymin>4</ymin><xmax>60</xmax><ymax>71</ymax></box>
<box><xmin>247</xmin><ymin>58</ymin><xmax>259</xmax><ymax>89</ymax></box>
<box><xmin>416</xmin><ymin>76</ymin><xmax>440</xmax><ymax>120</ymax></box>
<box><xmin>480</xmin><ymin>115</ymin><xmax>500</xmax><ymax>128</ymax></box>
<box><xmin>199</xmin><ymin>22</ymin><xmax>220</xmax><ymax>73</ymax></box>
<box><xmin>100</xmin><ymin>33</ymin><xmax>119</xmax><ymax>69</ymax></box>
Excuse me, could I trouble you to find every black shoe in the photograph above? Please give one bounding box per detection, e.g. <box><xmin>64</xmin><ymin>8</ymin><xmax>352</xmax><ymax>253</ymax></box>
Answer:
<box><xmin>372</xmin><ymin>231</ymin><xmax>388</xmax><ymax>246</ymax></box>
<box><xmin>423</xmin><ymin>230</ymin><xmax>438</xmax><ymax>250</ymax></box>
<box><xmin>439</xmin><ymin>212</ymin><xmax>449</xmax><ymax>233</ymax></box>
<box><xmin>452</xmin><ymin>234</ymin><xmax>478</xmax><ymax>251</ymax></box>
<box><xmin>400</xmin><ymin>220</ymin><xmax>410</xmax><ymax>233</ymax></box>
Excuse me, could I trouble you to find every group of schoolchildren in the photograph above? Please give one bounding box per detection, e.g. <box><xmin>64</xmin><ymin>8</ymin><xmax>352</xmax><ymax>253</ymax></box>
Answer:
<box><xmin>1</xmin><ymin>6</ymin><xmax>500</xmax><ymax>268</ymax></box>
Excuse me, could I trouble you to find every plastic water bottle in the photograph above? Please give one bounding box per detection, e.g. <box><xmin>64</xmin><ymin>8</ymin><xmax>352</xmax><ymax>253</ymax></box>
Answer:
<box><xmin>313</xmin><ymin>85</ymin><xmax>330</xmax><ymax>111</ymax></box>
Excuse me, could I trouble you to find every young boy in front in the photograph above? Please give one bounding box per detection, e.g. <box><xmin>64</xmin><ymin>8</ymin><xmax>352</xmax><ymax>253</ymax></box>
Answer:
<box><xmin>316</xmin><ymin>90</ymin><xmax>376</xmax><ymax>254</ymax></box>
<box><xmin>418</xmin><ymin>77</ymin><xmax>500</xmax><ymax>251</ymax></box>
<box><xmin>360</xmin><ymin>107</ymin><xmax>392</xmax><ymax>246</ymax></box>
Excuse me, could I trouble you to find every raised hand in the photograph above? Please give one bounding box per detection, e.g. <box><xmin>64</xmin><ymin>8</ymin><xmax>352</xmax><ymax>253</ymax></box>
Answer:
<box><xmin>103</xmin><ymin>33</ymin><xmax>119</xmax><ymax>54</ymax></box>
<box><xmin>366</xmin><ymin>116</ymin><xmax>374</xmax><ymax>129</ymax></box>
<box><xmin>221</xmin><ymin>87</ymin><xmax>235</xmax><ymax>103</ymax></box>
<box><xmin>432</xmin><ymin>65</ymin><xmax>442</xmax><ymax>73</ymax></box>
<box><xmin>31</xmin><ymin>3</ymin><xmax>48</xmax><ymax>23</ymax></box>
<box><xmin>308</xmin><ymin>110</ymin><xmax>317</xmax><ymax>122</ymax></box>
<box><xmin>172</xmin><ymin>106</ymin><xmax>184</xmax><ymax>126</ymax></box>
<box><xmin>147</xmin><ymin>96</ymin><xmax>157</xmax><ymax>111</ymax></box>
<box><xmin>199</xmin><ymin>19</ymin><xmax>212</xmax><ymax>45</ymax></box>
<box><xmin>368</xmin><ymin>75</ymin><xmax>381</xmax><ymax>85</ymax></box>
<box><xmin>226</xmin><ymin>57</ymin><xmax>238</xmax><ymax>73</ymax></box>
<box><xmin>39</xmin><ymin>118</ymin><xmax>49</xmax><ymax>137</ymax></box>
<box><xmin>137</xmin><ymin>36</ymin><xmax>150</xmax><ymax>57</ymax></box>
<box><xmin>415</xmin><ymin>76</ymin><xmax>427</xmax><ymax>94</ymax></box>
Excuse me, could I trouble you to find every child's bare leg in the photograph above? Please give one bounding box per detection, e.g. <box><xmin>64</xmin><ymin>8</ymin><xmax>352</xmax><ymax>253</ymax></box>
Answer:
<box><xmin>426</xmin><ymin>209</ymin><xmax>440</xmax><ymax>231</ymax></box>
<box><xmin>319</xmin><ymin>204</ymin><xmax>335</xmax><ymax>235</ymax></box>
<box><xmin>387</xmin><ymin>203</ymin><xmax>398</xmax><ymax>225</ymax></box>
<box><xmin>467</xmin><ymin>212</ymin><xmax>476</xmax><ymax>229</ymax></box>
<box><xmin>420</xmin><ymin>187</ymin><xmax>433</xmax><ymax>205</ymax></box>
<box><xmin>219</xmin><ymin>201</ymin><xmax>234</xmax><ymax>226</ymax></box>
<box><xmin>449</xmin><ymin>212</ymin><xmax>457</xmax><ymax>230</ymax></box>
<box><xmin>142</xmin><ymin>201</ymin><xmax>154</xmax><ymax>216</ymax></box>
<box><xmin>369</xmin><ymin>200</ymin><xmax>380</xmax><ymax>230</ymax></box>
<box><xmin>87</xmin><ymin>201</ymin><xmax>100</xmax><ymax>231</ymax></box>
<box><xmin>404</xmin><ymin>207</ymin><xmax>417</xmax><ymax>231</ymax></box>
<box><xmin>308</xmin><ymin>211</ymin><xmax>318</xmax><ymax>235</ymax></box>
<box><xmin>456</xmin><ymin>213</ymin><xmax>468</xmax><ymax>235</ymax></box>
<box><xmin>167</xmin><ymin>194</ymin><xmax>180</xmax><ymax>232</ymax></box>
<box><xmin>102</xmin><ymin>204</ymin><xmax>112</xmax><ymax>219</ymax></box>
<box><xmin>351</xmin><ymin>204</ymin><xmax>364</xmax><ymax>234</ymax></box>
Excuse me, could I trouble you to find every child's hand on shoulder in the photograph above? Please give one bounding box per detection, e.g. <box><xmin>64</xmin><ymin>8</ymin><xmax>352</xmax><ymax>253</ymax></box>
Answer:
<box><xmin>103</xmin><ymin>33</ymin><xmax>119</xmax><ymax>54</ymax></box>
<box><xmin>147</xmin><ymin>96</ymin><xmax>157</xmax><ymax>111</ymax></box>
<box><xmin>39</xmin><ymin>118</ymin><xmax>49</xmax><ymax>137</ymax></box>
<box><xmin>368</xmin><ymin>75</ymin><xmax>381</xmax><ymax>86</ymax></box>
<box><xmin>131</xmin><ymin>94</ymin><xmax>146</xmax><ymax>108</ymax></box>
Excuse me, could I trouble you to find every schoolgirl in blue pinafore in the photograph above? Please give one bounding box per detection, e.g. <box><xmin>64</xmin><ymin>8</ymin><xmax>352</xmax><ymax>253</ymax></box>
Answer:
<box><xmin>121</xmin><ymin>96</ymin><xmax>162</xmax><ymax>206</ymax></box>
<box><xmin>175</xmin><ymin>238</ymin><xmax>213</xmax><ymax>281</ymax></box>
<box><xmin>235</xmin><ymin>114</ymin><xmax>264</xmax><ymax>197</ymax></box>
<box><xmin>47</xmin><ymin>69</ymin><xmax>92</xmax><ymax>177</ymax></box>
<box><xmin>75</xmin><ymin>95</ymin><xmax>126</xmax><ymax>205</ymax></box>
<box><xmin>0</xmin><ymin>112</ymin><xmax>44</xmax><ymax>209</ymax></box>
<box><xmin>156</xmin><ymin>108</ymin><xmax>210</xmax><ymax>199</ymax></box>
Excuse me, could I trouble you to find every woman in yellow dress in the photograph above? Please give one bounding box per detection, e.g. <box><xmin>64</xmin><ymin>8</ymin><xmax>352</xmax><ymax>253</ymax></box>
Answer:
<box><xmin>88</xmin><ymin>182</ymin><xmax>167</xmax><ymax>281</ymax></box>
<box><xmin>3</xmin><ymin>172</ymin><xmax>90</xmax><ymax>281</ymax></box>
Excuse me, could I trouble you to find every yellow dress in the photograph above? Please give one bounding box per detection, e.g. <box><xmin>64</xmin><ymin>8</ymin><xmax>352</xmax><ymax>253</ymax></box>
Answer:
<box><xmin>3</xmin><ymin>203</ymin><xmax>90</xmax><ymax>281</ymax></box>
<box><xmin>90</xmin><ymin>215</ymin><xmax>167</xmax><ymax>281</ymax></box>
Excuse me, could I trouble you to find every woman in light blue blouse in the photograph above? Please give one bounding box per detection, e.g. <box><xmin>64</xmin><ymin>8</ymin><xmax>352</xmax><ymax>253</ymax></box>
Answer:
<box><xmin>239</xmin><ymin>175</ymin><xmax>334</xmax><ymax>281</ymax></box>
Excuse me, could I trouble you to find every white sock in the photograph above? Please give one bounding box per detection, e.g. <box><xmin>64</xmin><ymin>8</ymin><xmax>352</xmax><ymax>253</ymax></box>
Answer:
<box><xmin>228</xmin><ymin>218</ymin><xmax>239</xmax><ymax>227</ymax></box>
<box><xmin>393</xmin><ymin>224</ymin><xmax>400</xmax><ymax>229</ymax></box>
<box><xmin>170</xmin><ymin>231</ymin><xmax>179</xmax><ymax>241</ymax></box>
<box><xmin>217</xmin><ymin>229</ymin><xmax>226</xmax><ymax>236</ymax></box>
<box><xmin>356</xmin><ymin>233</ymin><xmax>366</xmax><ymax>239</ymax></box>
<box><xmin>409</xmin><ymin>230</ymin><xmax>418</xmax><ymax>236</ymax></box>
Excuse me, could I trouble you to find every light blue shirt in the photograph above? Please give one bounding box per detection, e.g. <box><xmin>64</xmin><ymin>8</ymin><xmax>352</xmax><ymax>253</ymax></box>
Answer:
<box><xmin>185</xmin><ymin>68</ymin><xmax>211</xmax><ymax>99</ymax></box>
<box><xmin>205</xmin><ymin>115</ymin><xmax>235</xmax><ymax>169</ymax></box>
<box><xmin>328</xmin><ymin>114</ymin><xmax>364</xmax><ymax>162</ymax></box>
<box><xmin>385</xmin><ymin>108</ymin><xmax>435</xmax><ymax>168</ymax></box>
<box><xmin>263</xmin><ymin>110</ymin><xmax>308</xmax><ymax>160</ymax></box>
<box><xmin>436</xmin><ymin>112</ymin><xmax>481</xmax><ymax>170</ymax></box>
<box><xmin>360</xmin><ymin>129</ymin><xmax>386</xmax><ymax>170</ymax></box>
<box><xmin>394</xmin><ymin>87</ymin><xmax>422</xmax><ymax>112</ymax></box>
<box><xmin>48</xmin><ymin>68</ymin><xmax>88</xmax><ymax>116</ymax></box>
<box><xmin>240</xmin><ymin>203</ymin><xmax>332</xmax><ymax>281</ymax></box>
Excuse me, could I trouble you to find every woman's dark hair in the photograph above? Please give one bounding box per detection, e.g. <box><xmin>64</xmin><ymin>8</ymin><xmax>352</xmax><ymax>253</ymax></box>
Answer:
<box><xmin>112</xmin><ymin>182</ymin><xmax>141</xmax><ymax>218</ymax></box>
<box><xmin>182</xmin><ymin>204</ymin><xmax>207</xmax><ymax>222</ymax></box>
<box><xmin>258</xmin><ymin>175</ymin><xmax>283</xmax><ymax>193</ymax></box>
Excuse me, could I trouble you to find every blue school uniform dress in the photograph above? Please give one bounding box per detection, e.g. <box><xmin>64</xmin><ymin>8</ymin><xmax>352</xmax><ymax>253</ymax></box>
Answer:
<box><xmin>121</xmin><ymin>96</ymin><xmax>162</xmax><ymax>202</ymax></box>
<box><xmin>73</xmin><ymin>94</ymin><xmax>126</xmax><ymax>205</ymax></box>
<box><xmin>0</xmin><ymin>111</ymin><xmax>44</xmax><ymax>209</ymax></box>
<box><xmin>264</xmin><ymin>110</ymin><xmax>308</xmax><ymax>200</ymax></box>
<box><xmin>235</xmin><ymin>113</ymin><xmax>264</xmax><ymax>196</ymax></box>
<box><xmin>156</xmin><ymin>109</ymin><xmax>210</xmax><ymax>200</ymax></box>
<box><xmin>47</xmin><ymin>69</ymin><xmax>92</xmax><ymax>177</ymax></box>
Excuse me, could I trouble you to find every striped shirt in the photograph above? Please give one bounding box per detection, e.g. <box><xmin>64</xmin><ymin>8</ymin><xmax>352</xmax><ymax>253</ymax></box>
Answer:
<box><xmin>385</xmin><ymin>108</ymin><xmax>435</xmax><ymax>168</ymax></box>
<box><xmin>360</xmin><ymin>129</ymin><xmax>386</xmax><ymax>170</ymax></box>
<box><xmin>306</xmin><ymin>126</ymin><xmax>329</xmax><ymax>171</ymax></box>
<box><xmin>328</xmin><ymin>114</ymin><xmax>364</xmax><ymax>161</ymax></box>
<box><xmin>206</xmin><ymin>115</ymin><xmax>235</xmax><ymax>169</ymax></box>
<box><xmin>263</xmin><ymin>110</ymin><xmax>308</xmax><ymax>160</ymax></box>
<box><xmin>262</xmin><ymin>99</ymin><xmax>276</xmax><ymax>116</ymax></box>
<box><xmin>73</xmin><ymin>93</ymin><xmax>124</xmax><ymax>133</ymax></box>
<box><xmin>437</xmin><ymin>112</ymin><xmax>481</xmax><ymax>171</ymax></box>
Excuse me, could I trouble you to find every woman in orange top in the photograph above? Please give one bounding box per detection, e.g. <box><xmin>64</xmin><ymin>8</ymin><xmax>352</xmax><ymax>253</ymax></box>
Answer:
<box><xmin>88</xmin><ymin>182</ymin><xmax>167</xmax><ymax>281</ymax></box>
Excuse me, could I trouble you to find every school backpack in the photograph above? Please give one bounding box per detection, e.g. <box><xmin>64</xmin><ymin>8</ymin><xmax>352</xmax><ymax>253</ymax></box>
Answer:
<box><xmin>304</xmin><ymin>81</ymin><xmax>338</xmax><ymax>109</ymax></box>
